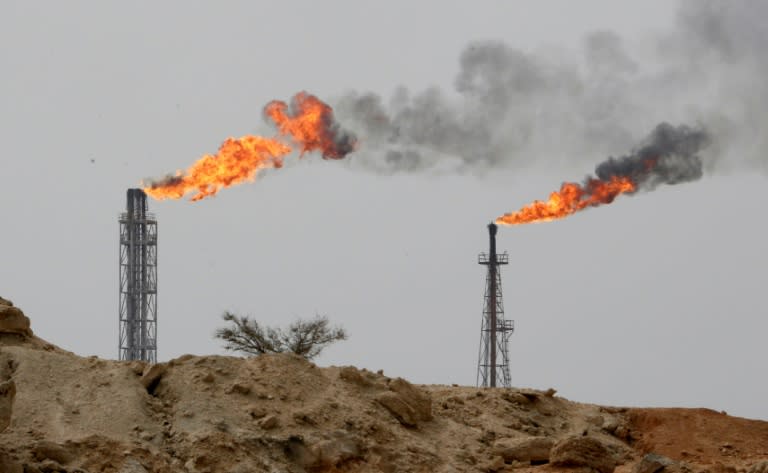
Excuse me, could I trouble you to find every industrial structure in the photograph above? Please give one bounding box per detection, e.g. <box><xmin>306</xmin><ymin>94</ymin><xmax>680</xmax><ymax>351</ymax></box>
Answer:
<box><xmin>119</xmin><ymin>188</ymin><xmax>158</xmax><ymax>362</ymax></box>
<box><xmin>477</xmin><ymin>223</ymin><xmax>513</xmax><ymax>387</ymax></box>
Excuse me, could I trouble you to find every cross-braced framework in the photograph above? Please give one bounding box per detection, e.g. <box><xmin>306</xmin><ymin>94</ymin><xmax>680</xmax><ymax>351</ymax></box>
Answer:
<box><xmin>477</xmin><ymin>223</ymin><xmax>514</xmax><ymax>388</ymax></box>
<box><xmin>119</xmin><ymin>189</ymin><xmax>157</xmax><ymax>362</ymax></box>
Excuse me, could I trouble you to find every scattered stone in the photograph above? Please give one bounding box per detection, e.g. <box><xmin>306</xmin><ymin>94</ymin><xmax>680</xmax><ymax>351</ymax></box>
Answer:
<box><xmin>518</xmin><ymin>390</ymin><xmax>541</xmax><ymax>402</ymax></box>
<box><xmin>226</xmin><ymin>383</ymin><xmax>251</xmax><ymax>395</ymax></box>
<box><xmin>260</xmin><ymin>414</ymin><xmax>279</xmax><ymax>430</ymax></box>
<box><xmin>201</xmin><ymin>372</ymin><xmax>215</xmax><ymax>384</ymax></box>
<box><xmin>614</xmin><ymin>424</ymin><xmax>631</xmax><ymax>441</ymax></box>
<box><xmin>310</xmin><ymin>430</ymin><xmax>364</xmax><ymax>468</ymax></box>
<box><xmin>36</xmin><ymin>459</ymin><xmax>68</xmax><ymax>473</ymax></box>
<box><xmin>483</xmin><ymin>455</ymin><xmax>505</xmax><ymax>472</ymax></box>
<box><xmin>551</xmin><ymin>436</ymin><xmax>616</xmax><ymax>473</ymax></box>
<box><xmin>293</xmin><ymin>410</ymin><xmax>317</xmax><ymax>425</ymax></box>
<box><xmin>33</xmin><ymin>441</ymin><xmax>73</xmax><ymax>465</ymax></box>
<box><xmin>587</xmin><ymin>415</ymin><xmax>605</xmax><ymax>427</ymax></box>
<box><xmin>120</xmin><ymin>457</ymin><xmax>149</xmax><ymax>473</ymax></box>
<box><xmin>602</xmin><ymin>416</ymin><xmax>620</xmax><ymax>434</ymax></box>
<box><xmin>492</xmin><ymin>436</ymin><xmax>554</xmax><ymax>463</ymax></box>
<box><xmin>502</xmin><ymin>391</ymin><xmax>531</xmax><ymax>405</ymax></box>
<box><xmin>140</xmin><ymin>363</ymin><xmax>167</xmax><ymax>393</ymax></box>
<box><xmin>544</xmin><ymin>388</ymin><xmax>557</xmax><ymax>397</ymax></box>
<box><xmin>247</xmin><ymin>406</ymin><xmax>267</xmax><ymax>419</ymax></box>
<box><xmin>633</xmin><ymin>453</ymin><xmax>676</xmax><ymax>473</ymax></box>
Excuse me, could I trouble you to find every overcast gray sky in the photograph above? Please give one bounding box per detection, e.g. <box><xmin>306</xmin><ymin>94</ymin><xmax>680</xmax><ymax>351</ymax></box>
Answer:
<box><xmin>2</xmin><ymin>1</ymin><xmax>767</xmax><ymax>420</ymax></box>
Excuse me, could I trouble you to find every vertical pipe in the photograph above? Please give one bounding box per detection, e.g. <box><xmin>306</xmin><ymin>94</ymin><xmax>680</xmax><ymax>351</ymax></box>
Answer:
<box><xmin>488</xmin><ymin>222</ymin><xmax>498</xmax><ymax>387</ymax></box>
<box><xmin>139</xmin><ymin>190</ymin><xmax>147</xmax><ymax>361</ymax></box>
<box><xmin>126</xmin><ymin>189</ymin><xmax>136</xmax><ymax>359</ymax></box>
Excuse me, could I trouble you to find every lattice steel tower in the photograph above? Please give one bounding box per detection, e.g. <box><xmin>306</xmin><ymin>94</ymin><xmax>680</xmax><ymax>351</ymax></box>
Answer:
<box><xmin>477</xmin><ymin>223</ymin><xmax>513</xmax><ymax>387</ymax></box>
<box><xmin>119</xmin><ymin>188</ymin><xmax>157</xmax><ymax>362</ymax></box>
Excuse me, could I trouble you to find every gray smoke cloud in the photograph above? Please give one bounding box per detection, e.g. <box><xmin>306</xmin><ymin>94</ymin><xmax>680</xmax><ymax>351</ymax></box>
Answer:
<box><xmin>333</xmin><ymin>0</ymin><xmax>767</xmax><ymax>178</ymax></box>
<box><xmin>595</xmin><ymin>123</ymin><xmax>710</xmax><ymax>191</ymax></box>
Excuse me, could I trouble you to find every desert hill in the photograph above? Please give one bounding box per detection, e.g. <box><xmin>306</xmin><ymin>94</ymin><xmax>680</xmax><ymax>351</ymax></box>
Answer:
<box><xmin>1</xmin><ymin>296</ymin><xmax>767</xmax><ymax>473</ymax></box>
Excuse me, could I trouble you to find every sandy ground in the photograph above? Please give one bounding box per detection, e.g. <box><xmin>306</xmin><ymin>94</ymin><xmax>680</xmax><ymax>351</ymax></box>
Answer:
<box><xmin>0</xmin><ymin>301</ymin><xmax>766</xmax><ymax>472</ymax></box>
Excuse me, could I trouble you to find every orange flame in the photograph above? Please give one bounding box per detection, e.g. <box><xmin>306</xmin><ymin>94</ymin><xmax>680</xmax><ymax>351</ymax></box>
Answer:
<box><xmin>143</xmin><ymin>92</ymin><xmax>355</xmax><ymax>201</ymax></box>
<box><xmin>144</xmin><ymin>137</ymin><xmax>291</xmax><ymax>201</ymax></box>
<box><xmin>264</xmin><ymin>92</ymin><xmax>355</xmax><ymax>159</ymax></box>
<box><xmin>495</xmin><ymin>176</ymin><xmax>636</xmax><ymax>225</ymax></box>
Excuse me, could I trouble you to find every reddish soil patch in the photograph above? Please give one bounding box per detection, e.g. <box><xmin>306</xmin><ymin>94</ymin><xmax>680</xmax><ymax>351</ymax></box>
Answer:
<box><xmin>628</xmin><ymin>408</ymin><xmax>768</xmax><ymax>467</ymax></box>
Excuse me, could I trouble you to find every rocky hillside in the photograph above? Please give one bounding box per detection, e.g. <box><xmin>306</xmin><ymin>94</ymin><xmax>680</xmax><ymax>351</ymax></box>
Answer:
<box><xmin>1</xmin><ymin>296</ymin><xmax>767</xmax><ymax>473</ymax></box>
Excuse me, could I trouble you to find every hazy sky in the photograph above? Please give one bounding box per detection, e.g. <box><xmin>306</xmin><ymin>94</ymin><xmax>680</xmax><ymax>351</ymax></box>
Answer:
<box><xmin>2</xmin><ymin>1</ymin><xmax>767</xmax><ymax>420</ymax></box>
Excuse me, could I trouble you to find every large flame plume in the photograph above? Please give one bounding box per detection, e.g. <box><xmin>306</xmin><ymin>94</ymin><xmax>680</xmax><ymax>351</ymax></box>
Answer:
<box><xmin>496</xmin><ymin>176</ymin><xmax>637</xmax><ymax>225</ymax></box>
<box><xmin>144</xmin><ymin>92</ymin><xmax>356</xmax><ymax>201</ymax></box>
<box><xmin>496</xmin><ymin>123</ymin><xmax>710</xmax><ymax>226</ymax></box>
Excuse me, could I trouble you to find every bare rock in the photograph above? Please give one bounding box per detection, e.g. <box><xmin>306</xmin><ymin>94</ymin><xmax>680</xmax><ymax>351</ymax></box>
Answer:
<box><xmin>0</xmin><ymin>379</ymin><xmax>15</xmax><ymax>432</ymax></box>
<box><xmin>37</xmin><ymin>459</ymin><xmax>67</xmax><ymax>473</ymax></box>
<box><xmin>586</xmin><ymin>415</ymin><xmax>605</xmax><ymax>427</ymax></box>
<box><xmin>140</xmin><ymin>363</ymin><xmax>167</xmax><ymax>393</ymax></box>
<box><xmin>286</xmin><ymin>431</ymin><xmax>364</xmax><ymax>470</ymax></box>
<box><xmin>120</xmin><ymin>457</ymin><xmax>149</xmax><ymax>473</ymax></box>
<box><xmin>260</xmin><ymin>414</ymin><xmax>279</xmax><ymax>430</ymax></box>
<box><xmin>128</xmin><ymin>361</ymin><xmax>147</xmax><ymax>376</ymax></box>
<box><xmin>247</xmin><ymin>405</ymin><xmax>267</xmax><ymax>419</ymax></box>
<box><xmin>310</xmin><ymin>430</ymin><xmax>364</xmax><ymax>468</ymax></box>
<box><xmin>375</xmin><ymin>377</ymin><xmax>432</xmax><ymax>427</ymax></box>
<box><xmin>602</xmin><ymin>416</ymin><xmax>620</xmax><ymax>434</ymax></box>
<box><xmin>501</xmin><ymin>391</ymin><xmax>531</xmax><ymax>405</ymax></box>
<box><xmin>226</xmin><ymin>383</ymin><xmax>251</xmax><ymax>395</ymax></box>
<box><xmin>0</xmin><ymin>303</ymin><xmax>32</xmax><ymax>337</ymax></box>
<box><xmin>551</xmin><ymin>436</ymin><xmax>616</xmax><ymax>473</ymax></box>
<box><xmin>388</xmin><ymin>378</ymin><xmax>432</xmax><ymax>422</ymax></box>
<box><xmin>492</xmin><ymin>436</ymin><xmax>554</xmax><ymax>463</ymax></box>
<box><xmin>339</xmin><ymin>366</ymin><xmax>371</xmax><ymax>386</ymax></box>
<box><xmin>747</xmin><ymin>462</ymin><xmax>768</xmax><ymax>473</ymax></box>
<box><xmin>376</xmin><ymin>391</ymin><xmax>419</xmax><ymax>427</ymax></box>
<box><xmin>33</xmin><ymin>441</ymin><xmax>74</xmax><ymax>465</ymax></box>
<box><xmin>633</xmin><ymin>453</ymin><xmax>676</xmax><ymax>473</ymax></box>
<box><xmin>483</xmin><ymin>455</ymin><xmax>506</xmax><ymax>472</ymax></box>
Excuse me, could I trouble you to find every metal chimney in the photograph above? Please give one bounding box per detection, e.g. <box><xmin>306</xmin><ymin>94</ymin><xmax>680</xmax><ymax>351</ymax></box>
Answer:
<box><xmin>477</xmin><ymin>223</ymin><xmax>513</xmax><ymax>387</ymax></box>
<box><xmin>119</xmin><ymin>189</ymin><xmax>158</xmax><ymax>362</ymax></box>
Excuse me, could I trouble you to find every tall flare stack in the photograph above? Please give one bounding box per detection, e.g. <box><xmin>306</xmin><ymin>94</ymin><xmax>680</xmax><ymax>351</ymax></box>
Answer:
<box><xmin>119</xmin><ymin>189</ymin><xmax>158</xmax><ymax>362</ymax></box>
<box><xmin>477</xmin><ymin>223</ymin><xmax>513</xmax><ymax>387</ymax></box>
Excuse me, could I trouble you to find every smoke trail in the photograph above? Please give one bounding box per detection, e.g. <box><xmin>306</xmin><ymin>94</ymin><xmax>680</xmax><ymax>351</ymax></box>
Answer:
<box><xmin>495</xmin><ymin>123</ymin><xmax>710</xmax><ymax>226</ymax></box>
<box><xmin>595</xmin><ymin>123</ymin><xmax>709</xmax><ymax>191</ymax></box>
<box><xmin>334</xmin><ymin>0</ymin><xmax>768</xmax><ymax>175</ymax></box>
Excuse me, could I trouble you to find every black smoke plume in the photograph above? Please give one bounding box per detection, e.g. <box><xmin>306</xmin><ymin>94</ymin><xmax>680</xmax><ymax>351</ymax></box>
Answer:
<box><xmin>596</xmin><ymin>123</ymin><xmax>710</xmax><ymax>191</ymax></box>
<box><xmin>334</xmin><ymin>0</ymin><xmax>767</xmax><ymax>176</ymax></box>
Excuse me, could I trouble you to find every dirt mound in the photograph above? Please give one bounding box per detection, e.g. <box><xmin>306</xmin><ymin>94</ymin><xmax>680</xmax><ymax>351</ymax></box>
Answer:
<box><xmin>0</xmin><ymin>299</ymin><xmax>766</xmax><ymax>472</ymax></box>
